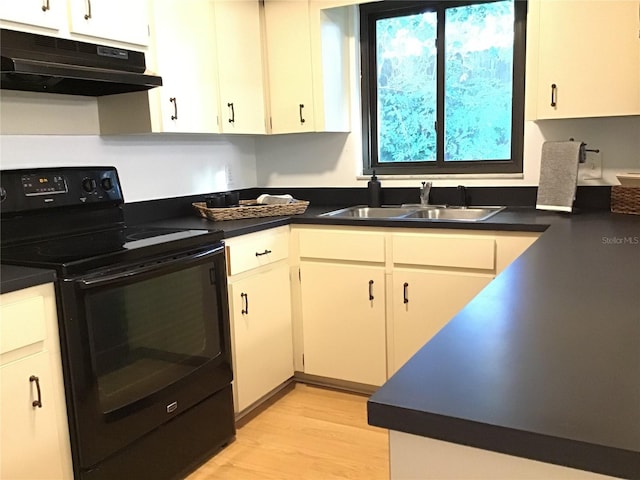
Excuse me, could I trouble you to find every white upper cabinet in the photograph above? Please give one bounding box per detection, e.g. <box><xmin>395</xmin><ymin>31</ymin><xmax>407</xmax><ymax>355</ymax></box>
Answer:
<box><xmin>100</xmin><ymin>0</ymin><xmax>268</xmax><ymax>135</ymax></box>
<box><xmin>147</xmin><ymin>0</ymin><xmax>219</xmax><ymax>133</ymax></box>
<box><xmin>67</xmin><ymin>0</ymin><xmax>150</xmax><ymax>46</ymax></box>
<box><xmin>214</xmin><ymin>0</ymin><xmax>267</xmax><ymax>134</ymax></box>
<box><xmin>309</xmin><ymin>0</ymin><xmax>380</xmax><ymax>7</ymax></box>
<box><xmin>528</xmin><ymin>0</ymin><xmax>640</xmax><ymax>119</ymax></box>
<box><xmin>1</xmin><ymin>0</ymin><xmax>150</xmax><ymax>46</ymax></box>
<box><xmin>264</xmin><ymin>0</ymin><xmax>315</xmax><ymax>133</ymax></box>
<box><xmin>0</xmin><ymin>0</ymin><xmax>63</xmax><ymax>31</ymax></box>
<box><xmin>263</xmin><ymin>0</ymin><xmax>353</xmax><ymax>133</ymax></box>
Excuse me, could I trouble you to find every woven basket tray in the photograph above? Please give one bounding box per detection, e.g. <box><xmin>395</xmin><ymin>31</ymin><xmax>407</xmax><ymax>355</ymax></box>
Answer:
<box><xmin>611</xmin><ymin>186</ymin><xmax>640</xmax><ymax>215</ymax></box>
<box><xmin>193</xmin><ymin>199</ymin><xmax>309</xmax><ymax>222</ymax></box>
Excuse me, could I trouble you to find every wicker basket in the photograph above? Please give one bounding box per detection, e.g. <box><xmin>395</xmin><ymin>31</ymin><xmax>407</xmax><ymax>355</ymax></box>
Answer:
<box><xmin>611</xmin><ymin>186</ymin><xmax>640</xmax><ymax>215</ymax></box>
<box><xmin>193</xmin><ymin>199</ymin><xmax>309</xmax><ymax>222</ymax></box>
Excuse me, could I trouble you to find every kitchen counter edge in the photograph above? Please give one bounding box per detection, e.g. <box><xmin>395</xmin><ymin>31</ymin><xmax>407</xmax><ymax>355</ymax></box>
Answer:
<box><xmin>1</xmin><ymin>265</ymin><xmax>56</xmax><ymax>294</ymax></box>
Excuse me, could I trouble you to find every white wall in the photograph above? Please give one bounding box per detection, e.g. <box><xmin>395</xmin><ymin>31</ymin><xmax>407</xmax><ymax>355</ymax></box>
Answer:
<box><xmin>0</xmin><ymin>134</ymin><xmax>258</xmax><ymax>203</ymax></box>
<box><xmin>255</xmin><ymin>114</ymin><xmax>640</xmax><ymax>189</ymax></box>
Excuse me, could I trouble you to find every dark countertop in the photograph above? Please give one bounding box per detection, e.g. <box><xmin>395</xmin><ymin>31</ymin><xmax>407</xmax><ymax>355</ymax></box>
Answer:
<box><xmin>135</xmin><ymin>205</ymin><xmax>556</xmax><ymax>237</ymax></box>
<box><xmin>367</xmin><ymin>211</ymin><xmax>640</xmax><ymax>479</ymax></box>
<box><xmin>4</xmin><ymin>203</ymin><xmax>639</xmax><ymax>478</ymax></box>
<box><xmin>1</xmin><ymin>265</ymin><xmax>56</xmax><ymax>294</ymax></box>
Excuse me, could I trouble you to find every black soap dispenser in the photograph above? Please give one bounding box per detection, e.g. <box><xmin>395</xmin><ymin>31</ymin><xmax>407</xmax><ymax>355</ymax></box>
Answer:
<box><xmin>368</xmin><ymin>170</ymin><xmax>382</xmax><ymax>207</ymax></box>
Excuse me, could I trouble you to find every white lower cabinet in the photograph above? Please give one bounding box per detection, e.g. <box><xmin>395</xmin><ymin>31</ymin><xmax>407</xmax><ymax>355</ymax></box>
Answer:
<box><xmin>300</xmin><ymin>262</ymin><xmax>386</xmax><ymax>386</ymax></box>
<box><xmin>294</xmin><ymin>225</ymin><xmax>541</xmax><ymax>385</ymax></box>
<box><xmin>0</xmin><ymin>283</ymin><xmax>72</xmax><ymax>480</ymax></box>
<box><xmin>1</xmin><ymin>353</ymin><xmax>64</xmax><ymax>479</ymax></box>
<box><xmin>388</xmin><ymin>230</ymin><xmax>497</xmax><ymax>374</ymax></box>
<box><xmin>391</xmin><ymin>269</ymin><xmax>492</xmax><ymax>375</ymax></box>
<box><xmin>228</xmin><ymin>264</ymin><xmax>293</xmax><ymax>412</ymax></box>
<box><xmin>225</xmin><ymin>226</ymin><xmax>294</xmax><ymax>414</ymax></box>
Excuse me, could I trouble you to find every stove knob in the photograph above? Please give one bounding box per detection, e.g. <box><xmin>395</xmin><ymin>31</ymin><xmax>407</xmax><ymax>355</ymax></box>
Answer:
<box><xmin>0</xmin><ymin>186</ymin><xmax>6</xmax><ymax>203</ymax></box>
<box><xmin>101</xmin><ymin>177</ymin><xmax>114</xmax><ymax>191</ymax></box>
<box><xmin>82</xmin><ymin>178</ymin><xmax>97</xmax><ymax>193</ymax></box>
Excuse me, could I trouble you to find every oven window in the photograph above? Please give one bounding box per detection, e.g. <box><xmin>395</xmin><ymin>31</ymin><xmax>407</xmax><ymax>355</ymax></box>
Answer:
<box><xmin>84</xmin><ymin>263</ymin><xmax>223</xmax><ymax>414</ymax></box>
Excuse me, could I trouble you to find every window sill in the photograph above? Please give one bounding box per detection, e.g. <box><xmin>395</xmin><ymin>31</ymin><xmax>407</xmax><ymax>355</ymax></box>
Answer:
<box><xmin>356</xmin><ymin>173</ymin><xmax>525</xmax><ymax>181</ymax></box>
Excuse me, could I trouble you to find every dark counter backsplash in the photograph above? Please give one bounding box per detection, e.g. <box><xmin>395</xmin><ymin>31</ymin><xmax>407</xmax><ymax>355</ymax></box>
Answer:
<box><xmin>123</xmin><ymin>186</ymin><xmax>612</xmax><ymax>225</ymax></box>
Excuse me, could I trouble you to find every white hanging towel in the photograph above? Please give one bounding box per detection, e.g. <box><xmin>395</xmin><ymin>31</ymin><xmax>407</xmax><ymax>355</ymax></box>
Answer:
<box><xmin>536</xmin><ymin>140</ymin><xmax>582</xmax><ymax>212</ymax></box>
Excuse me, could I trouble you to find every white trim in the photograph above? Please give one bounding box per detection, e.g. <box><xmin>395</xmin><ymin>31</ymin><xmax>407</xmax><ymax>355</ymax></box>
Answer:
<box><xmin>356</xmin><ymin>173</ymin><xmax>525</xmax><ymax>181</ymax></box>
<box><xmin>535</xmin><ymin>204</ymin><xmax>572</xmax><ymax>212</ymax></box>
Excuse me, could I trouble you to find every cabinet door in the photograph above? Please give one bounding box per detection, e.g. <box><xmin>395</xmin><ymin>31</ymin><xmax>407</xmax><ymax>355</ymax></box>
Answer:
<box><xmin>68</xmin><ymin>0</ymin><xmax>150</xmax><ymax>46</ymax></box>
<box><xmin>214</xmin><ymin>0</ymin><xmax>267</xmax><ymax>134</ymax></box>
<box><xmin>301</xmin><ymin>262</ymin><xmax>386</xmax><ymax>386</ymax></box>
<box><xmin>0</xmin><ymin>0</ymin><xmax>62</xmax><ymax>30</ymax></box>
<box><xmin>264</xmin><ymin>1</ymin><xmax>315</xmax><ymax>133</ymax></box>
<box><xmin>149</xmin><ymin>0</ymin><xmax>219</xmax><ymax>133</ymax></box>
<box><xmin>229</xmin><ymin>265</ymin><xmax>293</xmax><ymax>412</ymax></box>
<box><xmin>0</xmin><ymin>353</ymin><xmax>65</xmax><ymax>480</ymax></box>
<box><xmin>535</xmin><ymin>0</ymin><xmax>640</xmax><ymax>118</ymax></box>
<box><xmin>391</xmin><ymin>269</ymin><xmax>492</xmax><ymax>375</ymax></box>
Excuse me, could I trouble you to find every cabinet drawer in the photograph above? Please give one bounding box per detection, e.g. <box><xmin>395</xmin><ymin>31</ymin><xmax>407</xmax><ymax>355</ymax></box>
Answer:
<box><xmin>392</xmin><ymin>233</ymin><xmax>495</xmax><ymax>270</ymax></box>
<box><xmin>226</xmin><ymin>227</ymin><xmax>290</xmax><ymax>276</ymax></box>
<box><xmin>298</xmin><ymin>228</ymin><xmax>385</xmax><ymax>263</ymax></box>
<box><xmin>1</xmin><ymin>294</ymin><xmax>46</xmax><ymax>357</ymax></box>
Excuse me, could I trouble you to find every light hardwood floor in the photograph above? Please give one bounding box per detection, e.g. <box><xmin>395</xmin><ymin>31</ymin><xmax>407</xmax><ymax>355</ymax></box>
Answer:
<box><xmin>186</xmin><ymin>383</ymin><xmax>389</xmax><ymax>480</ymax></box>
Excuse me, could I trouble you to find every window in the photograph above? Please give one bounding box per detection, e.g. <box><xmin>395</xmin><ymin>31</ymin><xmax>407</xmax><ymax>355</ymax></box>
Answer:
<box><xmin>360</xmin><ymin>0</ymin><xmax>527</xmax><ymax>175</ymax></box>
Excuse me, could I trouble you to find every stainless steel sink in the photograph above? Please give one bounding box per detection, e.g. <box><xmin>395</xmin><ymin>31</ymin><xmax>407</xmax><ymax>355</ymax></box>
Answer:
<box><xmin>320</xmin><ymin>206</ymin><xmax>417</xmax><ymax>219</ymax></box>
<box><xmin>320</xmin><ymin>205</ymin><xmax>505</xmax><ymax>221</ymax></box>
<box><xmin>404</xmin><ymin>206</ymin><xmax>505</xmax><ymax>221</ymax></box>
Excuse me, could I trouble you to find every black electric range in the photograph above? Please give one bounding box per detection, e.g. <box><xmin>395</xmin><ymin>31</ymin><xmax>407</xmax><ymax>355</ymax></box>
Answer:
<box><xmin>0</xmin><ymin>166</ymin><xmax>235</xmax><ymax>480</ymax></box>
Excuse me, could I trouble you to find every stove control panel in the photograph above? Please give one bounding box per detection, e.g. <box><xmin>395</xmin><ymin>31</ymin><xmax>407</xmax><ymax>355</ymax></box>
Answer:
<box><xmin>0</xmin><ymin>167</ymin><xmax>123</xmax><ymax>214</ymax></box>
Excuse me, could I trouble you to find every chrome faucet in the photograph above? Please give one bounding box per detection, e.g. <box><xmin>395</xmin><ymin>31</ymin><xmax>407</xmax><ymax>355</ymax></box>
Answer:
<box><xmin>420</xmin><ymin>181</ymin><xmax>432</xmax><ymax>207</ymax></box>
<box><xmin>457</xmin><ymin>185</ymin><xmax>468</xmax><ymax>207</ymax></box>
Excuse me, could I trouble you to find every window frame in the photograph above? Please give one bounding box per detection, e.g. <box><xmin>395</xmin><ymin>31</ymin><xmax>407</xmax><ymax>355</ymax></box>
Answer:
<box><xmin>360</xmin><ymin>0</ymin><xmax>527</xmax><ymax>176</ymax></box>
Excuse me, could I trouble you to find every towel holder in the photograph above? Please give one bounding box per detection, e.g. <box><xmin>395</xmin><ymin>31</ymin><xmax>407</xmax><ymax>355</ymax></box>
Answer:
<box><xmin>569</xmin><ymin>138</ymin><xmax>600</xmax><ymax>163</ymax></box>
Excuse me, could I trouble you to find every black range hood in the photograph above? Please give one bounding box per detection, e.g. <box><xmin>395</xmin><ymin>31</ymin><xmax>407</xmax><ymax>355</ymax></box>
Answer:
<box><xmin>1</xmin><ymin>29</ymin><xmax>162</xmax><ymax>97</ymax></box>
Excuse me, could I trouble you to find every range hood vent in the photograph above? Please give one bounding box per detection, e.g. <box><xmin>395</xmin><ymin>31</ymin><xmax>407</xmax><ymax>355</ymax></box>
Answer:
<box><xmin>1</xmin><ymin>29</ymin><xmax>162</xmax><ymax>97</ymax></box>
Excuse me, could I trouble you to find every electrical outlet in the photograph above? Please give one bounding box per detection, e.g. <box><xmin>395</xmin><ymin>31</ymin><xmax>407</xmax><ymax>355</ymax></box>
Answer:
<box><xmin>224</xmin><ymin>164</ymin><xmax>235</xmax><ymax>188</ymax></box>
<box><xmin>578</xmin><ymin>151</ymin><xmax>602</xmax><ymax>180</ymax></box>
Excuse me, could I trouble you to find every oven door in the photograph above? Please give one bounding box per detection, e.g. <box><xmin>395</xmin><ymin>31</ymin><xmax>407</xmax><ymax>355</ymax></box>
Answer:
<box><xmin>58</xmin><ymin>243</ymin><xmax>233</xmax><ymax>471</ymax></box>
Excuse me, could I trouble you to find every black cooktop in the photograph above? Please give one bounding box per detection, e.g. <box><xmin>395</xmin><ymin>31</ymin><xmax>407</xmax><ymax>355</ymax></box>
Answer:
<box><xmin>1</xmin><ymin>225</ymin><xmax>223</xmax><ymax>276</ymax></box>
<box><xmin>1</xmin><ymin>167</ymin><xmax>225</xmax><ymax>276</ymax></box>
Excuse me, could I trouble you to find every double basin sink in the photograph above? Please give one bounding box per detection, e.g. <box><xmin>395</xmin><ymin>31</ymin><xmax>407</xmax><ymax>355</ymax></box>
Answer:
<box><xmin>320</xmin><ymin>205</ymin><xmax>505</xmax><ymax>222</ymax></box>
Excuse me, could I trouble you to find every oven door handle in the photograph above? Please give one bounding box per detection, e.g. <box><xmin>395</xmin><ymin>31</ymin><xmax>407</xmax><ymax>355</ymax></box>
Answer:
<box><xmin>77</xmin><ymin>245</ymin><xmax>223</xmax><ymax>289</ymax></box>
